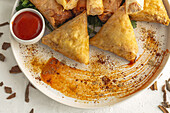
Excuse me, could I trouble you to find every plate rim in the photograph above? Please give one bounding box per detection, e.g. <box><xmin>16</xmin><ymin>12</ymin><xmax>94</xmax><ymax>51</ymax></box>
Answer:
<box><xmin>9</xmin><ymin>0</ymin><xmax>170</xmax><ymax>109</ymax></box>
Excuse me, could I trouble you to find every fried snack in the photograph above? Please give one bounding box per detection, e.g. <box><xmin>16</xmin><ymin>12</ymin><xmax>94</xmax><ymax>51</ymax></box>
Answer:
<box><xmin>126</xmin><ymin>0</ymin><xmax>144</xmax><ymax>14</ymax></box>
<box><xmin>130</xmin><ymin>0</ymin><xmax>170</xmax><ymax>26</ymax></box>
<box><xmin>42</xmin><ymin>12</ymin><xmax>89</xmax><ymax>64</ymax></box>
<box><xmin>90</xmin><ymin>6</ymin><xmax>138</xmax><ymax>62</ymax></box>
<box><xmin>30</xmin><ymin>0</ymin><xmax>73</xmax><ymax>28</ymax></box>
<box><xmin>56</xmin><ymin>0</ymin><xmax>79</xmax><ymax>10</ymax></box>
<box><xmin>72</xmin><ymin>0</ymin><xmax>86</xmax><ymax>16</ymax></box>
<box><xmin>87</xmin><ymin>0</ymin><xmax>104</xmax><ymax>15</ymax></box>
<box><xmin>98</xmin><ymin>0</ymin><xmax>122</xmax><ymax>22</ymax></box>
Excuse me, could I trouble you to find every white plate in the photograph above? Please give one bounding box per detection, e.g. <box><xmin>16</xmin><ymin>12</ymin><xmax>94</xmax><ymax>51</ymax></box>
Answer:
<box><xmin>10</xmin><ymin>0</ymin><xmax>170</xmax><ymax>108</ymax></box>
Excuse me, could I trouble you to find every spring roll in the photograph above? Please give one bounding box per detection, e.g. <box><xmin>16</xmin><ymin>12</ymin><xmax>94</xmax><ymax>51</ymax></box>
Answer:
<box><xmin>90</xmin><ymin>6</ymin><xmax>138</xmax><ymax>62</ymax></box>
<box><xmin>72</xmin><ymin>0</ymin><xmax>86</xmax><ymax>16</ymax></box>
<box><xmin>87</xmin><ymin>0</ymin><xmax>104</xmax><ymax>15</ymax></box>
<box><xmin>30</xmin><ymin>0</ymin><xmax>73</xmax><ymax>28</ymax></box>
<box><xmin>56</xmin><ymin>0</ymin><xmax>79</xmax><ymax>10</ymax></box>
<box><xmin>130</xmin><ymin>0</ymin><xmax>170</xmax><ymax>26</ymax></box>
<box><xmin>42</xmin><ymin>12</ymin><xmax>89</xmax><ymax>64</ymax></box>
<box><xmin>126</xmin><ymin>0</ymin><xmax>144</xmax><ymax>14</ymax></box>
<box><xmin>98</xmin><ymin>0</ymin><xmax>122</xmax><ymax>22</ymax></box>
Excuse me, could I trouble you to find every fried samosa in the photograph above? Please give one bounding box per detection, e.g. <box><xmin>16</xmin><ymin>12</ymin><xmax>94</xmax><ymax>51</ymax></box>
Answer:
<box><xmin>87</xmin><ymin>0</ymin><xmax>104</xmax><ymax>15</ymax></box>
<box><xmin>130</xmin><ymin>0</ymin><xmax>170</xmax><ymax>26</ymax></box>
<box><xmin>30</xmin><ymin>0</ymin><xmax>73</xmax><ymax>28</ymax></box>
<box><xmin>72</xmin><ymin>0</ymin><xmax>86</xmax><ymax>16</ymax></box>
<box><xmin>98</xmin><ymin>0</ymin><xmax>122</xmax><ymax>22</ymax></box>
<box><xmin>42</xmin><ymin>12</ymin><xmax>89</xmax><ymax>64</ymax></box>
<box><xmin>56</xmin><ymin>0</ymin><xmax>79</xmax><ymax>10</ymax></box>
<box><xmin>90</xmin><ymin>6</ymin><xmax>138</xmax><ymax>62</ymax></box>
<box><xmin>126</xmin><ymin>0</ymin><xmax>144</xmax><ymax>14</ymax></box>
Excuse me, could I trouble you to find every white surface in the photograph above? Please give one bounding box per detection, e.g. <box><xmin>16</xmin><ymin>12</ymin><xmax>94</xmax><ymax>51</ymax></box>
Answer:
<box><xmin>0</xmin><ymin>0</ymin><xmax>170</xmax><ymax>113</ymax></box>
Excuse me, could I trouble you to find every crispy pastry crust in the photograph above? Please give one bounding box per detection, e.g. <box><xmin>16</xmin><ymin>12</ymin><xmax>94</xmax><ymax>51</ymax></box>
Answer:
<box><xmin>56</xmin><ymin>0</ymin><xmax>79</xmax><ymax>10</ymax></box>
<box><xmin>126</xmin><ymin>0</ymin><xmax>144</xmax><ymax>14</ymax></box>
<box><xmin>130</xmin><ymin>0</ymin><xmax>170</xmax><ymax>26</ymax></box>
<box><xmin>90</xmin><ymin>6</ymin><xmax>138</xmax><ymax>62</ymax></box>
<box><xmin>42</xmin><ymin>12</ymin><xmax>89</xmax><ymax>64</ymax></box>
<box><xmin>30</xmin><ymin>0</ymin><xmax>73</xmax><ymax>28</ymax></box>
<box><xmin>87</xmin><ymin>0</ymin><xmax>104</xmax><ymax>15</ymax></box>
<box><xmin>98</xmin><ymin>0</ymin><xmax>122</xmax><ymax>22</ymax></box>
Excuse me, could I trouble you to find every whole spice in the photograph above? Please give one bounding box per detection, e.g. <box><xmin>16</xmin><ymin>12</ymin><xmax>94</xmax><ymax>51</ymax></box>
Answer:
<box><xmin>158</xmin><ymin>105</ymin><xmax>169</xmax><ymax>113</ymax></box>
<box><xmin>0</xmin><ymin>82</ymin><xmax>3</xmax><ymax>87</ymax></box>
<box><xmin>2</xmin><ymin>42</ymin><xmax>11</xmax><ymax>50</ymax></box>
<box><xmin>162</xmin><ymin>85</ymin><xmax>167</xmax><ymax>102</ymax></box>
<box><xmin>9</xmin><ymin>65</ymin><xmax>22</xmax><ymax>74</ymax></box>
<box><xmin>161</xmin><ymin>80</ymin><xmax>170</xmax><ymax>108</ymax></box>
<box><xmin>4</xmin><ymin>86</ymin><xmax>12</xmax><ymax>94</ymax></box>
<box><xmin>29</xmin><ymin>108</ymin><xmax>34</xmax><ymax>113</ymax></box>
<box><xmin>0</xmin><ymin>22</ymin><xmax>9</xmax><ymax>27</ymax></box>
<box><xmin>150</xmin><ymin>81</ymin><xmax>158</xmax><ymax>90</ymax></box>
<box><xmin>166</xmin><ymin>79</ymin><xmax>170</xmax><ymax>92</ymax></box>
<box><xmin>25</xmin><ymin>83</ymin><xmax>30</xmax><ymax>103</ymax></box>
<box><xmin>0</xmin><ymin>32</ymin><xmax>3</xmax><ymax>37</ymax></box>
<box><xmin>6</xmin><ymin>93</ymin><xmax>16</xmax><ymax>99</ymax></box>
<box><xmin>0</xmin><ymin>53</ymin><xmax>5</xmax><ymax>62</ymax></box>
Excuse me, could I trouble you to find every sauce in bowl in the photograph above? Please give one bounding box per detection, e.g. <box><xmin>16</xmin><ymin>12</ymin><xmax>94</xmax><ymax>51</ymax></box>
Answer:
<box><xmin>12</xmin><ymin>11</ymin><xmax>42</xmax><ymax>40</ymax></box>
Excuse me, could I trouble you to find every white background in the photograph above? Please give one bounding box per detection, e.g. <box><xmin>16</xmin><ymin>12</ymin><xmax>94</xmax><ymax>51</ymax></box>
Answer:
<box><xmin>0</xmin><ymin>0</ymin><xmax>170</xmax><ymax>113</ymax></box>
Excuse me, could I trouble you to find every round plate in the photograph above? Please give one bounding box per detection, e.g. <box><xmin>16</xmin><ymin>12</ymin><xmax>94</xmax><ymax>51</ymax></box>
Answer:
<box><xmin>10</xmin><ymin>0</ymin><xmax>170</xmax><ymax>108</ymax></box>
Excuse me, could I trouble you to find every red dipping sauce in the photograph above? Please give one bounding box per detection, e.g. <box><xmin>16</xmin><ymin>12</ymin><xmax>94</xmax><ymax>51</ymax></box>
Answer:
<box><xmin>12</xmin><ymin>11</ymin><xmax>42</xmax><ymax>40</ymax></box>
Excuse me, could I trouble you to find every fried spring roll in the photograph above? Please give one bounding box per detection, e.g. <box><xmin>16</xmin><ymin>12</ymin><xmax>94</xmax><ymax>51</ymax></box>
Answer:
<box><xmin>30</xmin><ymin>0</ymin><xmax>73</xmax><ymax>28</ymax></box>
<box><xmin>72</xmin><ymin>0</ymin><xmax>86</xmax><ymax>16</ymax></box>
<box><xmin>87</xmin><ymin>0</ymin><xmax>104</xmax><ymax>15</ymax></box>
<box><xmin>98</xmin><ymin>0</ymin><xmax>122</xmax><ymax>22</ymax></box>
<box><xmin>126</xmin><ymin>0</ymin><xmax>144</xmax><ymax>14</ymax></box>
<box><xmin>130</xmin><ymin>0</ymin><xmax>170</xmax><ymax>26</ymax></box>
<box><xmin>56</xmin><ymin>0</ymin><xmax>79</xmax><ymax>10</ymax></box>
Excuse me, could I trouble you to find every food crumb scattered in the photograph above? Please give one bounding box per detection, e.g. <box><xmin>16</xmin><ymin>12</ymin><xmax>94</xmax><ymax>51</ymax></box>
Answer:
<box><xmin>6</xmin><ymin>92</ymin><xmax>16</xmax><ymax>99</ymax></box>
<box><xmin>29</xmin><ymin>108</ymin><xmax>34</xmax><ymax>113</ymax></box>
<box><xmin>0</xmin><ymin>22</ymin><xmax>9</xmax><ymax>27</ymax></box>
<box><xmin>2</xmin><ymin>42</ymin><xmax>11</xmax><ymax>50</ymax></box>
<box><xmin>0</xmin><ymin>53</ymin><xmax>5</xmax><ymax>62</ymax></box>
<box><xmin>158</xmin><ymin>105</ymin><xmax>169</xmax><ymax>113</ymax></box>
<box><xmin>0</xmin><ymin>32</ymin><xmax>3</xmax><ymax>37</ymax></box>
<box><xmin>0</xmin><ymin>82</ymin><xmax>4</xmax><ymax>87</ymax></box>
<box><xmin>9</xmin><ymin>65</ymin><xmax>22</xmax><ymax>74</ymax></box>
<box><xmin>150</xmin><ymin>81</ymin><xmax>158</xmax><ymax>90</ymax></box>
<box><xmin>4</xmin><ymin>86</ymin><xmax>12</xmax><ymax>94</ymax></box>
<box><xmin>166</xmin><ymin>79</ymin><xmax>170</xmax><ymax>92</ymax></box>
<box><xmin>25</xmin><ymin>83</ymin><xmax>30</xmax><ymax>103</ymax></box>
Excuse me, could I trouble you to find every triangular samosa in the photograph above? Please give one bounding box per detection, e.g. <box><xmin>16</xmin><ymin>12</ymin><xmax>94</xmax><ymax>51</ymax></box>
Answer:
<box><xmin>90</xmin><ymin>6</ymin><xmax>138</xmax><ymax>62</ymax></box>
<box><xmin>130</xmin><ymin>0</ymin><xmax>170</xmax><ymax>26</ymax></box>
<box><xmin>42</xmin><ymin>12</ymin><xmax>89</xmax><ymax>64</ymax></box>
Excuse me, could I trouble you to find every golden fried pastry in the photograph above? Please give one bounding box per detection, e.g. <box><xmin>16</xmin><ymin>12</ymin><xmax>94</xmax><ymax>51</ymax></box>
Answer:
<box><xmin>98</xmin><ymin>0</ymin><xmax>122</xmax><ymax>22</ymax></box>
<box><xmin>126</xmin><ymin>0</ymin><xmax>144</xmax><ymax>14</ymax></box>
<box><xmin>56</xmin><ymin>0</ymin><xmax>79</xmax><ymax>10</ymax></box>
<box><xmin>87</xmin><ymin>0</ymin><xmax>104</xmax><ymax>15</ymax></box>
<box><xmin>130</xmin><ymin>0</ymin><xmax>170</xmax><ymax>26</ymax></box>
<box><xmin>30</xmin><ymin>0</ymin><xmax>73</xmax><ymax>28</ymax></box>
<box><xmin>90</xmin><ymin>6</ymin><xmax>138</xmax><ymax>62</ymax></box>
<box><xmin>42</xmin><ymin>12</ymin><xmax>89</xmax><ymax>64</ymax></box>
